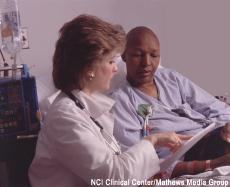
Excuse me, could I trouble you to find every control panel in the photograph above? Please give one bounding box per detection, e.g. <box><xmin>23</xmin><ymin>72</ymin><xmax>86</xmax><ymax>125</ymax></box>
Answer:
<box><xmin>0</xmin><ymin>77</ymin><xmax>40</xmax><ymax>137</ymax></box>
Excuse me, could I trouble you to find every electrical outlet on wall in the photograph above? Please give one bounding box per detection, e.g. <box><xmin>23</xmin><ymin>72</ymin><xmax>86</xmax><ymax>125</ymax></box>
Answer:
<box><xmin>20</xmin><ymin>27</ymin><xmax>29</xmax><ymax>49</ymax></box>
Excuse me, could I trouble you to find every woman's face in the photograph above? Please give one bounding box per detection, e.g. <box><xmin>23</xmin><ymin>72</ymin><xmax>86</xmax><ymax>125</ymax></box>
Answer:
<box><xmin>88</xmin><ymin>52</ymin><xmax>119</xmax><ymax>93</ymax></box>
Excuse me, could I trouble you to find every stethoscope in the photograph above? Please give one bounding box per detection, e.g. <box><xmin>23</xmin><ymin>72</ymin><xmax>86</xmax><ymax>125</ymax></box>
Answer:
<box><xmin>64</xmin><ymin>92</ymin><xmax>121</xmax><ymax>155</ymax></box>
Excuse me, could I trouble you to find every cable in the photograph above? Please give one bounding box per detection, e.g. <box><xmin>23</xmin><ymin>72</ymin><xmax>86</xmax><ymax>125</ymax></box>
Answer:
<box><xmin>0</xmin><ymin>48</ymin><xmax>6</xmax><ymax>63</ymax></box>
<box><xmin>0</xmin><ymin>48</ymin><xmax>9</xmax><ymax>77</ymax></box>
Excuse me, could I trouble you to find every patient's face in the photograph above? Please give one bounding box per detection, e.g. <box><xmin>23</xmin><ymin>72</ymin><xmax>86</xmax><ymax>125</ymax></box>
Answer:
<box><xmin>124</xmin><ymin>32</ymin><xmax>160</xmax><ymax>86</ymax></box>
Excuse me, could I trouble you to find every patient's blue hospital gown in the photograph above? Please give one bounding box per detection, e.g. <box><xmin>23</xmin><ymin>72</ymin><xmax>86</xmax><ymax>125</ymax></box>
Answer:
<box><xmin>112</xmin><ymin>68</ymin><xmax>230</xmax><ymax>158</ymax></box>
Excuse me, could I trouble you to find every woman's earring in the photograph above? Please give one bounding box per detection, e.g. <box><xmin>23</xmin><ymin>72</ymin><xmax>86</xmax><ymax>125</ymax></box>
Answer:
<box><xmin>88</xmin><ymin>72</ymin><xmax>95</xmax><ymax>80</ymax></box>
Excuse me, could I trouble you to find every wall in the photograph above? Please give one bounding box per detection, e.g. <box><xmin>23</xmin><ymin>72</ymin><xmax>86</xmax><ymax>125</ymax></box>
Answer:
<box><xmin>161</xmin><ymin>0</ymin><xmax>230</xmax><ymax>96</ymax></box>
<box><xmin>1</xmin><ymin>0</ymin><xmax>230</xmax><ymax>98</ymax></box>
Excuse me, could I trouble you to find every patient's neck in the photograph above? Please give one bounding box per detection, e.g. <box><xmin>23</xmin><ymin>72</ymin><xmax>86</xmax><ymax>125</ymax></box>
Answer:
<box><xmin>136</xmin><ymin>81</ymin><xmax>159</xmax><ymax>99</ymax></box>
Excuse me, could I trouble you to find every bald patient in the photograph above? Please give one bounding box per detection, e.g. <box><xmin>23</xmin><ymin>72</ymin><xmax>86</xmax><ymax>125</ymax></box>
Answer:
<box><xmin>112</xmin><ymin>26</ymin><xmax>230</xmax><ymax>178</ymax></box>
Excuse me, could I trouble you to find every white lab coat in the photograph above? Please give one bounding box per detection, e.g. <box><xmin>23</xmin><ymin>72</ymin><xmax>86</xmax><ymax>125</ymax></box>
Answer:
<box><xmin>29</xmin><ymin>90</ymin><xmax>160</xmax><ymax>187</ymax></box>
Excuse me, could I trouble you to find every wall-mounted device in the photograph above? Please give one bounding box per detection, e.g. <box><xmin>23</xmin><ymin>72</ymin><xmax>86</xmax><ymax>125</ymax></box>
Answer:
<box><xmin>0</xmin><ymin>64</ymin><xmax>40</xmax><ymax>139</ymax></box>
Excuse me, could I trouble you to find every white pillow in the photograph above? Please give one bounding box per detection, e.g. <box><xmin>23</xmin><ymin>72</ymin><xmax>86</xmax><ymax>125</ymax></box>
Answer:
<box><xmin>36</xmin><ymin>74</ymin><xmax>57</xmax><ymax>103</ymax></box>
<box><xmin>107</xmin><ymin>56</ymin><xmax>127</xmax><ymax>94</ymax></box>
<box><xmin>39</xmin><ymin>90</ymin><xmax>60</xmax><ymax>119</ymax></box>
<box><xmin>36</xmin><ymin>74</ymin><xmax>58</xmax><ymax>120</ymax></box>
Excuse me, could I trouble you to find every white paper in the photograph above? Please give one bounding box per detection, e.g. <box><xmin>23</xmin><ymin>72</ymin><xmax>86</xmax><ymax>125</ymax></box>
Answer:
<box><xmin>160</xmin><ymin>122</ymin><xmax>222</xmax><ymax>171</ymax></box>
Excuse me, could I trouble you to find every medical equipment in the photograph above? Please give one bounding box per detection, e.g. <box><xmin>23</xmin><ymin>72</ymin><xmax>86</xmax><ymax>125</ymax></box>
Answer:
<box><xmin>0</xmin><ymin>64</ymin><xmax>40</xmax><ymax>138</ymax></box>
<box><xmin>65</xmin><ymin>91</ymin><xmax>121</xmax><ymax>155</ymax></box>
<box><xmin>137</xmin><ymin>104</ymin><xmax>154</xmax><ymax>136</ymax></box>
<box><xmin>0</xmin><ymin>0</ymin><xmax>21</xmax><ymax>78</ymax></box>
<box><xmin>143</xmin><ymin>105</ymin><xmax>153</xmax><ymax>136</ymax></box>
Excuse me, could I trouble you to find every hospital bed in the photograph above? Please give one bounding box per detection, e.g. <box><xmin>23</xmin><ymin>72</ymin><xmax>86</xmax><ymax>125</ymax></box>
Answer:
<box><xmin>36</xmin><ymin>57</ymin><xmax>230</xmax><ymax>186</ymax></box>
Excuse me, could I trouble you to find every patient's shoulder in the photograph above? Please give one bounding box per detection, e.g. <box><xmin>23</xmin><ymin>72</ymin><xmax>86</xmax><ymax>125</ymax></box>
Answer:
<box><xmin>111</xmin><ymin>83</ymin><xmax>133</xmax><ymax>101</ymax></box>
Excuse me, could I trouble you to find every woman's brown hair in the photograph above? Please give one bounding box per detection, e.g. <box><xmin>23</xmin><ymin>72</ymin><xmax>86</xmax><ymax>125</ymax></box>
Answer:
<box><xmin>52</xmin><ymin>14</ymin><xmax>125</xmax><ymax>92</ymax></box>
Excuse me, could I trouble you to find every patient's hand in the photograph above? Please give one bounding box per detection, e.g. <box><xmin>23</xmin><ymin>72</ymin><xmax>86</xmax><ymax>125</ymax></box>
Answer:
<box><xmin>220</xmin><ymin>123</ymin><xmax>230</xmax><ymax>142</ymax></box>
<box><xmin>144</xmin><ymin>132</ymin><xmax>191</xmax><ymax>150</ymax></box>
<box><xmin>211</xmin><ymin>152</ymin><xmax>230</xmax><ymax>168</ymax></box>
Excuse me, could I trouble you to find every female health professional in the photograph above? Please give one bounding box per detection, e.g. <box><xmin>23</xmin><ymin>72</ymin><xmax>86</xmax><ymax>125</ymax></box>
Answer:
<box><xmin>29</xmin><ymin>14</ymin><xmax>189</xmax><ymax>187</ymax></box>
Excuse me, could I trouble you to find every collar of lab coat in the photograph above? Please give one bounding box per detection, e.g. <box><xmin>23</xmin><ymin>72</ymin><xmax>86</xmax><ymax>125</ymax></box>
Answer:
<box><xmin>72</xmin><ymin>90</ymin><xmax>115</xmax><ymax>119</ymax></box>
